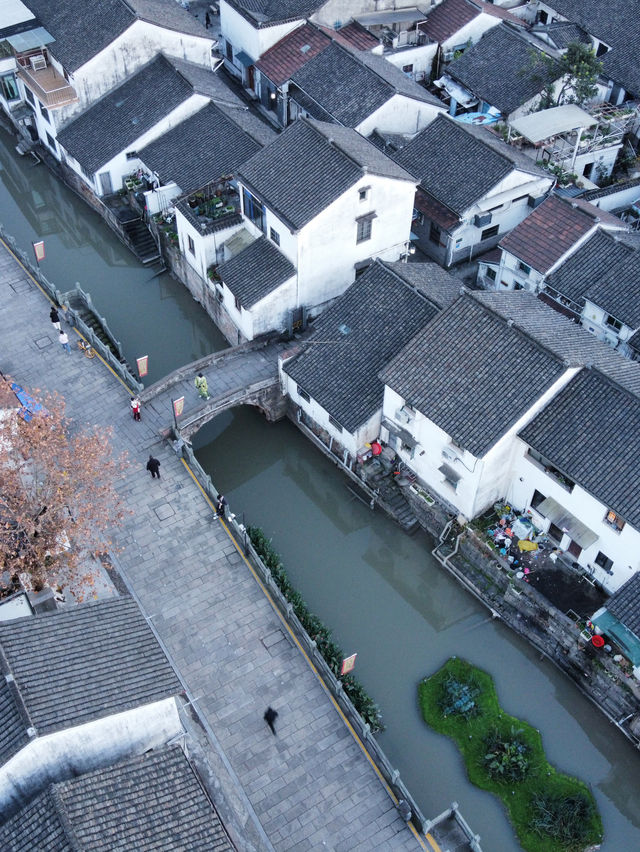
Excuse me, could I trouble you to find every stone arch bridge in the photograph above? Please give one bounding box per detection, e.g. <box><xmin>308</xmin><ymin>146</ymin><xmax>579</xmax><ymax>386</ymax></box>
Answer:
<box><xmin>140</xmin><ymin>337</ymin><xmax>288</xmax><ymax>440</ymax></box>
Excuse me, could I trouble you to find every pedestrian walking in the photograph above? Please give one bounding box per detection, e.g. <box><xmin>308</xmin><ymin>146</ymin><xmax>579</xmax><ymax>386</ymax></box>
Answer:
<box><xmin>195</xmin><ymin>372</ymin><xmax>210</xmax><ymax>399</ymax></box>
<box><xmin>264</xmin><ymin>706</ymin><xmax>278</xmax><ymax>735</ymax></box>
<box><xmin>50</xmin><ymin>305</ymin><xmax>61</xmax><ymax>331</ymax></box>
<box><xmin>205</xmin><ymin>10</ymin><xmax>211</xmax><ymax>28</ymax></box>
<box><xmin>130</xmin><ymin>396</ymin><xmax>141</xmax><ymax>421</ymax></box>
<box><xmin>59</xmin><ymin>329</ymin><xmax>71</xmax><ymax>353</ymax></box>
<box><xmin>215</xmin><ymin>494</ymin><xmax>227</xmax><ymax>518</ymax></box>
<box><xmin>146</xmin><ymin>455</ymin><xmax>161</xmax><ymax>479</ymax></box>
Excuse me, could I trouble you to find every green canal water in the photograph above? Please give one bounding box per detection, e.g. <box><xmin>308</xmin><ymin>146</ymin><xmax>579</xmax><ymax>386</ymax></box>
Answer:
<box><xmin>2</xmin><ymin>125</ymin><xmax>639</xmax><ymax>851</ymax></box>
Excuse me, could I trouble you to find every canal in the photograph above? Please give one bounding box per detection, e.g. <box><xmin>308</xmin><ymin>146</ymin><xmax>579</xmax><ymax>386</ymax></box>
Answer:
<box><xmin>1</xmin><ymin>125</ymin><xmax>639</xmax><ymax>850</ymax></box>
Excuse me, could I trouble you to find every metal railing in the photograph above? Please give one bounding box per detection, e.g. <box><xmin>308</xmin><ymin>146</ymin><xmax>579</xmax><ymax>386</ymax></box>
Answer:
<box><xmin>0</xmin><ymin>223</ymin><xmax>142</xmax><ymax>393</ymax></box>
<box><xmin>176</xmin><ymin>435</ymin><xmax>430</xmax><ymax>836</ymax></box>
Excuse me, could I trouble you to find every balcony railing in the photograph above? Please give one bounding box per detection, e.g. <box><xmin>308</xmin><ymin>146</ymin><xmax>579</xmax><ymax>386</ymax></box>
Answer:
<box><xmin>17</xmin><ymin>62</ymin><xmax>77</xmax><ymax>109</ymax></box>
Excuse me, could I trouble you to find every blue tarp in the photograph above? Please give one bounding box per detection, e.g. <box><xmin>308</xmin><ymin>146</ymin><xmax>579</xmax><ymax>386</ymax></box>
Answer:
<box><xmin>10</xmin><ymin>382</ymin><xmax>46</xmax><ymax>422</ymax></box>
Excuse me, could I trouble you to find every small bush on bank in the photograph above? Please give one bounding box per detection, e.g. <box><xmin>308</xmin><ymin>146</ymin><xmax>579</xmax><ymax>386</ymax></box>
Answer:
<box><xmin>418</xmin><ymin>658</ymin><xmax>602</xmax><ymax>852</ymax></box>
<box><xmin>247</xmin><ymin>526</ymin><xmax>384</xmax><ymax>732</ymax></box>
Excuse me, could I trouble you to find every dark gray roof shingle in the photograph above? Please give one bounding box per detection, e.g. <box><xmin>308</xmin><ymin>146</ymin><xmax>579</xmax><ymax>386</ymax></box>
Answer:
<box><xmin>218</xmin><ymin>236</ymin><xmax>295</xmax><ymax>308</ymax></box>
<box><xmin>285</xmin><ymin>261</ymin><xmax>438</xmax><ymax>431</ymax></box>
<box><xmin>226</xmin><ymin>0</ymin><xmax>323</xmax><ymax>27</ymax></box>
<box><xmin>606</xmin><ymin>573</ymin><xmax>640</xmax><ymax>636</ymax></box>
<box><xmin>0</xmin><ymin>674</ymin><xmax>29</xmax><ymax>765</ymax></box>
<box><xmin>380</xmin><ymin>293</ymin><xmax>566</xmax><ymax>456</ymax></box>
<box><xmin>393</xmin><ymin>114</ymin><xmax>543</xmax><ymax>214</ymax></box>
<box><xmin>138</xmin><ymin>102</ymin><xmax>261</xmax><ymax>192</ymax></box>
<box><xmin>584</xmin><ymin>244</ymin><xmax>640</xmax><ymax>328</ymax></box>
<box><xmin>546</xmin><ymin>229</ymin><xmax>632</xmax><ymax>305</ymax></box>
<box><xmin>0</xmin><ymin>748</ymin><xmax>232</xmax><ymax>851</ymax></box>
<box><xmin>238</xmin><ymin>118</ymin><xmax>413</xmax><ymax>229</ymax></box>
<box><xmin>57</xmin><ymin>55</ymin><xmax>193</xmax><ymax>174</ymax></box>
<box><xmin>533</xmin><ymin>21</ymin><xmax>590</xmax><ymax>50</ymax></box>
<box><xmin>24</xmin><ymin>0</ymin><xmax>207</xmax><ymax>73</ymax></box>
<box><xmin>381</xmin><ymin>261</ymin><xmax>462</xmax><ymax>310</ymax></box>
<box><xmin>519</xmin><ymin>368</ymin><xmax>640</xmax><ymax>529</ymax></box>
<box><xmin>0</xmin><ymin>597</ymin><xmax>181</xmax><ymax>735</ymax></box>
<box><xmin>447</xmin><ymin>24</ymin><xmax>562</xmax><ymax>115</ymax></box>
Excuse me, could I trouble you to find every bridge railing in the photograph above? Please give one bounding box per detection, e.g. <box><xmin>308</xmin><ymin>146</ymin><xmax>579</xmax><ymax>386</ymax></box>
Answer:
<box><xmin>61</xmin><ymin>282</ymin><xmax>124</xmax><ymax>359</ymax></box>
<box><xmin>0</xmin><ymin>223</ymin><xmax>142</xmax><ymax>393</ymax></box>
<box><xmin>176</xmin><ymin>434</ymin><xmax>430</xmax><ymax>838</ymax></box>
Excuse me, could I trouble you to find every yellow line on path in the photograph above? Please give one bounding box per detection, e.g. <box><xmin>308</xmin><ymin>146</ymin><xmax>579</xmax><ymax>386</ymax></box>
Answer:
<box><xmin>0</xmin><ymin>235</ymin><xmax>136</xmax><ymax>396</ymax></box>
<box><xmin>180</xmin><ymin>456</ymin><xmax>429</xmax><ymax>851</ymax></box>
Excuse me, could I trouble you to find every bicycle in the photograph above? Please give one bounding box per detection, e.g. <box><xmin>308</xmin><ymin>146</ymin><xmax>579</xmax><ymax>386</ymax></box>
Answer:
<box><xmin>77</xmin><ymin>339</ymin><xmax>96</xmax><ymax>358</ymax></box>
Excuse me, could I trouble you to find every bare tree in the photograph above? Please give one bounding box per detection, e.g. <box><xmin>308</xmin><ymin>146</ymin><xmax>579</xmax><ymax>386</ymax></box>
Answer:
<box><xmin>0</xmin><ymin>381</ymin><xmax>129</xmax><ymax>596</ymax></box>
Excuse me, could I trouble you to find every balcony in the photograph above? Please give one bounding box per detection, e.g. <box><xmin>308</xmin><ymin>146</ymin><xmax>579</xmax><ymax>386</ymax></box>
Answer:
<box><xmin>176</xmin><ymin>179</ymin><xmax>242</xmax><ymax>237</ymax></box>
<box><xmin>17</xmin><ymin>58</ymin><xmax>77</xmax><ymax>109</ymax></box>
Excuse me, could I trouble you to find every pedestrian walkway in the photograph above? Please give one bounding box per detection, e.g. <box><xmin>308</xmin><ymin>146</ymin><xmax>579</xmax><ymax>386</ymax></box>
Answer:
<box><xmin>0</xmin><ymin>237</ymin><xmax>427</xmax><ymax>850</ymax></box>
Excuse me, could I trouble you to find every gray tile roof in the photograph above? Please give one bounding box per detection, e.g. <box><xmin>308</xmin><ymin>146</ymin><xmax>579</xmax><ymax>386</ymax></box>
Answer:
<box><xmin>474</xmin><ymin>290</ymin><xmax>640</xmax><ymax>395</ymax></box>
<box><xmin>606</xmin><ymin>573</ymin><xmax>640</xmax><ymax>636</ymax></box>
<box><xmin>380</xmin><ymin>292</ymin><xmax>566</xmax><ymax>456</ymax></box>
<box><xmin>585</xmin><ymin>243</ymin><xmax>640</xmax><ymax>328</ymax></box>
<box><xmin>393</xmin><ymin>114</ymin><xmax>543</xmax><ymax>215</ymax></box>
<box><xmin>24</xmin><ymin>0</ymin><xmax>207</xmax><ymax>73</ymax></box>
<box><xmin>291</xmin><ymin>42</ymin><xmax>393</xmax><ymax>127</ymax></box>
<box><xmin>546</xmin><ymin>229</ymin><xmax>632</xmax><ymax>306</ymax></box>
<box><xmin>381</xmin><ymin>261</ymin><xmax>462</xmax><ymax>310</ymax></box>
<box><xmin>353</xmin><ymin>49</ymin><xmax>444</xmax><ymax>108</ymax></box>
<box><xmin>238</xmin><ymin>118</ymin><xmax>413</xmax><ymax>230</ymax></box>
<box><xmin>226</xmin><ymin>0</ymin><xmax>323</xmax><ymax>27</ymax></box>
<box><xmin>533</xmin><ymin>21</ymin><xmax>590</xmax><ymax>50</ymax></box>
<box><xmin>519</xmin><ymin>367</ymin><xmax>640</xmax><ymax>530</ymax></box>
<box><xmin>382</xmin><ymin>289</ymin><xmax>640</xmax><ymax>456</ymax></box>
<box><xmin>0</xmin><ymin>674</ymin><xmax>29</xmax><ymax>765</ymax></box>
<box><xmin>57</xmin><ymin>55</ymin><xmax>194</xmax><ymax>174</ymax></box>
<box><xmin>447</xmin><ymin>24</ymin><xmax>562</xmax><ymax>115</ymax></box>
<box><xmin>546</xmin><ymin>0</ymin><xmax>640</xmax><ymax>97</ymax></box>
<box><xmin>138</xmin><ymin>102</ymin><xmax>261</xmax><ymax>193</ymax></box>
<box><xmin>0</xmin><ymin>597</ymin><xmax>181</xmax><ymax>736</ymax></box>
<box><xmin>285</xmin><ymin>261</ymin><xmax>438</xmax><ymax>432</ymax></box>
<box><xmin>0</xmin><ymin>747</ymin><xmax>232</xmax><ymax>851</ymax></box>
<box><xmin>582</xmin><ymin>176</ymin><xmax>640</xmax><ymax>203</ymax></box>
<box><xmin>218</xmin><ymin>236</ymin><xmax>295</xmax><ymax>308</ymax></box>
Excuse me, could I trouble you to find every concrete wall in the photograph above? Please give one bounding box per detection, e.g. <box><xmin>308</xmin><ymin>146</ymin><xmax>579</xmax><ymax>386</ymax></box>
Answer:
<box><xmin>581</xmin><ymin>298</ymin><xmax>635</xmax><ymax>347</ymax></box>
<box><xmin>441</xmin><ymin>13</ymin><xmax>502</xmax><ymax>52</ymax></box>
<box><xmin>0</xmin><ymin>698</ymin><xmax>182</xmax><ymax>818</ymax></box>
<box><xmin>356</xmin><ymin>93</ymin><xmax>443</xmax><ymax>136</ymax></box>
<box><xmin>506</xmin><ymin>439</ymin><xmax>640</xmax><ymax>592</ymax></box>
<box><xmin>176</xmin><ymin>208</ymin><xmax>245</xmax><ymax>283</ymax></box>
<box><xmin>383</xmin><ymin>44</ymin><xmax>438</xmax><ymax>83</ymax></box>
<box><xmin>220</xmin><ymin>1</ymin><xmax>303</xmax><ymax>72</ymax></box>
<box><xmin>586</xmin><ymin>183</ymin><xmax>640</xmax><ymax>213</ymax></box>
<box><xmin>312</xmin><ymin>0</ymin><xmax>425</xmax><ymax>28</ymax></box>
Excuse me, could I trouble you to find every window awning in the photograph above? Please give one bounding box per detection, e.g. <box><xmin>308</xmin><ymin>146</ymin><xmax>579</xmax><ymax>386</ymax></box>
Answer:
<box><xmin>6</xmin><ymin>27</ymin><xmax>54</xmax><ymax>50</ymax></box>
<box><xmin>382</xmin><ymin>418</ymin><xmax>416</xmax><ymax>449</ymax></box>
<box><xmin>235</xmin><ymin>51</ymin><xmax>254</xmax><ymax>68</ymax></box>
<box><xmin>537</xmin><ymin>497</ymin><xmax>598</xmax><ymax>549</ymax></box>
<box><xmin>439</xmin><ymin>463</ymin><xmax>461</xmax><ymax>483</ymax></box>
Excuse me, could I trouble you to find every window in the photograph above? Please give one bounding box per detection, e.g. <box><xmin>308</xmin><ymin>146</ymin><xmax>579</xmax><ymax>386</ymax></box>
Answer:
<box><xmin>595</xmin><ymin>551</ymin><xmax>613</xmax><ymax>572</ymax></box>
<box><xmin>531</xmin><ymin>490</ymin><xmax>546</xmax><ymax>511</ymax></box>
<box><xmin>39</xmin><ymin>101</ymin><xmax>49</xmax><ymax>122</ymax></box>
<box><xmin>606</xmin><ymin>314</ymin><xmax>622</xmax><ymax>331</ymax></box>
<box><xmin>481</xmin><ymin>224</ymin><xmax>499</xmax><ymax>240</ymax></box>
<box><xmin>604</xmin><ymin>509</ymin><xmax>625</xmax><ymax>532</ymax></box>
<box><xmin>413</xmin><ymin>208</ymin><xmax>424</xmax><ymax>225</ymax></box>
<box><xmin>126</xmin><ymin>150</ymin><xmax>138</xmax><ymax>160</ymax></box>
<box><xmin>518</xmin><ymin>261</ymin><xmax>531</xmax><ymax>275</ymax></box>
<box><xmin>298</xmin><ymin>386</ymin><xmax>310</xmax><ymax>403</ymax></box>
<box><xmin>188</xmin><ymin>235</ymin><xmax>195</xmax><ymax>255</ymax></box>
<box><xmin>486</xmin><ymin>267</ymin><xmax>497</xmax><ymax>281</ymax></box>
<box><xmin>596</xmin><ymin>41</ymin><xmax>609</xmax><ymax>57</ymax></box>
<box><xmin>429</xmin><ymin>221</ymin><xmax>442</xmax><ymax>244</ymax></box>
<box><xmin>46</xmin><ymin>132</ymin><xmax>56</xmax><ymax>152</ymax></box>
<box><xmin>242</xmin><ymin>188</ymin><xmax>265</xmax><ymax>232</ymax></box>
<box><xmin>234</xmin><ymin>295</ymin><xmax>241</xmax><ymax>311</ymax></box>
<box><xmin>402</xmin><ymin>63</ymin><xmax>414</xmax><ymax>73</ymax></box>
<box><xmin>0</xmin><ymin>73</ymin><xmax>19</xmax><ymax>101</ymax></box>
<box><xmin>328</xmin><ymin>415</ymin><xmax>343</xmax><ymax>432</ymax></box>
<box><xmin>269</xmin><ymin>227</ymin><xmax>280</xmax><ymax>246</ymax></box>
<box><xmin>527</xmin><ymin>448</ymin><xmax>575</xmax><ymax>490</ymax></box>
<box><xmin>487</xmin><ymin>203</ymin><xmax>503</xmax><ymax>213</ymax></box>
<box><xmin>359</xmin><ymin>187</ymin><xmax>370</xmax><ymax>201</ymax></box>
<box><xmin>24</xmin><ymin>86</ymin><xmax>35</xmax><ymax>105</ymax></box>
<box><xmin>514</xmin><ymin>281</ymin><xmax>524</xmax><ymax>291</ymax></box>
<box><xmin>226</xmin><ymin>40</ymin><xmax>233</xmax><ymax>61</ymax></box>
<box><xmin>356</xmin><ymin>214</ymin><xmax>374</xmax><ymax>243</ymax></box>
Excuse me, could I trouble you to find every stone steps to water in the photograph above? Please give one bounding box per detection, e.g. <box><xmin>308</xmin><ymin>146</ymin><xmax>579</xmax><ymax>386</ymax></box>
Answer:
<box><xmin>121</xmin><ymin>217</ymin><xmax>160</xmax><ymax>264</ymax></box>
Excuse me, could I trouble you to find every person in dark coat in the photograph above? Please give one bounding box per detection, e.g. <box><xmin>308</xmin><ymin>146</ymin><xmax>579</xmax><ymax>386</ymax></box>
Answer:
<box><xmin>50</xmin><ymin>305</ymin><xmax>61</xmax><ymax>330</ymax></box>
<box><xmin>216</xmin><ymin>494</ymin><xmax>227</xmax><ymax>518</ymax></box>
<box><xmin>205</xmin><ymin>10</ymin><xmax>211</xmax><ymax>27</ymax></box>
<box><xmin>264</xmin><ymin>706</ymin><xmax>278</xmax><ymax>735</ymax></box>
<box><xmin>146</xmin><ymin>455</ymin><xmax>161</xmax><ymax>479</ymax></box>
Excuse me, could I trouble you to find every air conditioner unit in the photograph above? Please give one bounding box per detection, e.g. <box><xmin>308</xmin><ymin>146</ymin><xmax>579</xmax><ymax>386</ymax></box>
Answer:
<box><xmin>442</xmin><ymin>446</ymin><xmax>459</xmax><ymax>463</ymax></box>
<box><xmin>528</xmin><ymin>195</ymin><xmax>544</xmax><ymax>209</ymax></box>
<box><xmin>474</xmin><ymin>212</ymin><xmax>492</xmax><ymax>227</ymax></box>
<box><xmin>443</xmin><ymin>50</ymin><xmax>455</xmax><ymax>62</ymax></box>
<box><xmin>30</xmin><ymin>54</ymin><xmax>47</xmax><ymax>71</ymax></box>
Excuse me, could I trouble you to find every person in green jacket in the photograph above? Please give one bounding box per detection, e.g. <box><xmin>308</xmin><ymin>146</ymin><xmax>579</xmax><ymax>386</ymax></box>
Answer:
<box><xmin>195</xmin><ymin>372</ymin><xmax>210</xmax><ymax>399</ymax></box>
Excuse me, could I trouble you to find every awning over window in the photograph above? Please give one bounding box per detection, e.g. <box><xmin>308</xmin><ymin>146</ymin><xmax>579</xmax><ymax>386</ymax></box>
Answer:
<box><xmin>382</xmin><ymin>418</ymin><xmax>416</xmax><ymax>449</ymax></box>
<box><xmin>6</xmin><ymin>27</ymin><xmax>54</xmax><ymax>50</ymax></box>
<box><xmin>537</xmin><ymin>497</ymin><xmax>598</xmax><ymax>549</ymax></box>
<box><xmin>235</xmin><ymin>51</ymin><xmax>254</xmax><ymax>68</ymax></box>
<box><xmin>438</xmin><ymin>463</ymin><xmax>461</xmax><ymax>483</ymax></box>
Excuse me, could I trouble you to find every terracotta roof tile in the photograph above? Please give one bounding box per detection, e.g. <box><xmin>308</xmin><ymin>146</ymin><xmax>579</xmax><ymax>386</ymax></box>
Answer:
<box><xmin>499</xmin><ymin>194</ymin><xmax>597</xmax><ymax>273</ymax></box>
<box><xmin>256</xmin><ymin>23</ymin><xmax>331</xmax><ymax>86</ymax></box>
<box><xmin>414</xmin><ymin>188</ymin><xmax>460</xmax><ymax>231</ymax></box>
<box><xmin>420</xmin><ymin>0</ymin><xmax>525</xmax><ymax>44</ymax></box>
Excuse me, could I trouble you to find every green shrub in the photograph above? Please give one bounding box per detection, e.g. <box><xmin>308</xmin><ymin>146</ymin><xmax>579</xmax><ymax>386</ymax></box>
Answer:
<box><xmin>483</xmin><ymin>726</ymin><xmax>530</xmax><ymax>782</ymax></box>
<box><xmin>528</xmin><ymin>791</ymin><xmax>596</xmax><ymax>849</ymax></box>
<box><xmin>247</xmin><ymin>526</ymin><xmax>384</xmax><ymax>732</ymax></box>
<box><xmin>439</xmin><ymin>671</ymin><xmax>480</xmax><ymax>719</ymax></box>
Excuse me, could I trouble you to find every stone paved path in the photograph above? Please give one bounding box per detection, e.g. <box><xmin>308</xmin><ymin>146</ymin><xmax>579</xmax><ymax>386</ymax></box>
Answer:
<box><xmin>0</xmin><ymin>238</ymin><xmax>427</xmax><ymax>851</ymax></box>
